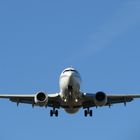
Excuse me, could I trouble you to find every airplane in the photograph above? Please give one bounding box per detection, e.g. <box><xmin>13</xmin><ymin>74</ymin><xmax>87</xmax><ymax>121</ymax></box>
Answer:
<box><xmin>0</xmin><ymin>67</ymin><xmax>140</xmax><ymax>117</ymax></box>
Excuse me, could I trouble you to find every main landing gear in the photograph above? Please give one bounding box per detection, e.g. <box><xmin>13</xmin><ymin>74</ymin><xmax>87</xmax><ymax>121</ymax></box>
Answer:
<box><xmin>84</xmin><ymin>108</ymin><xmax>93</xmax><ymax>117</ymax></box>
<box><xmin>50</xmin><ymin>108</ymin><xmax>58</xmax><ymax>117</ymax></box>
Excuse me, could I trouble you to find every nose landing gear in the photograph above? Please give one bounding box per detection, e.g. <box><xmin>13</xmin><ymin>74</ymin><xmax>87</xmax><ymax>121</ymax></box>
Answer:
<box><xmin>84</xmin><ymin>108</ymin><xmax>93</xmax><ymax>117</ymax></box>
<box><xmin>68</xmin><ymin>85</ymin><xmax>73</xmax><ymax>91</ymax></box>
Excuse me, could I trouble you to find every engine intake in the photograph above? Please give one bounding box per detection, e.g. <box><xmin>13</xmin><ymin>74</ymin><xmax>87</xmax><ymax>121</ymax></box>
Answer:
<box><xmin>35</xmin><ymin>92</ymin><xmax>48</xmax><ymax>106</ymax></box>
<box><xmin>94</xmin><ymin>91</ymin><xmax>107</xmax><ymax>106</ymax></box>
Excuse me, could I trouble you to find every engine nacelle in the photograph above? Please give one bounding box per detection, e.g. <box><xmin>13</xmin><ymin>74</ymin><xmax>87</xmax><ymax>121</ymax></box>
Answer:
<box><xmin>34</xmin><ymin>92</ymin><xmax>48</xmax><ymax>106</ymax></box>
<box><xmin>94</xmin><ymin>91</ymin><xmax>107</xmax><ymax>106</ymax></box>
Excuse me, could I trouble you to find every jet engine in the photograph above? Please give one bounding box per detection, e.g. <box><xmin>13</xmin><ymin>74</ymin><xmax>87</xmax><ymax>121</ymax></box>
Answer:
<box><xmin>34</xmin><ymin>92</ymin><xmax>48</xmax><ymax>106</ymax></box>
<box><xmin>94</xmin><ymin>91</ymin><xmax>107</xmax><ymax>106</ymax></box>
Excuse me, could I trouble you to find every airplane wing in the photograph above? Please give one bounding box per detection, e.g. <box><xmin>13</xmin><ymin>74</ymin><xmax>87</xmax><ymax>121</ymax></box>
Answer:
<box><xmin>1</xmin><ymin>92</ymin><xmax>140</xmax><ymax>109</ymax></box>
<box><xmin>0</xmin><ymin>93</ymin><xmax>61</xmax><ymax>108</ymax></box>
<box><xmin>82</xmin><ymin>93</ymin><xmax>140</xmax><ymax>108</ymax></box>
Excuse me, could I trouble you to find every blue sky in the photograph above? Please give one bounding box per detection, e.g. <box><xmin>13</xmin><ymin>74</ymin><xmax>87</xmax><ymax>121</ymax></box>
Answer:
<box><xmin>0</xmin><ymin>0</ymin><xmax>140</xmax><ymax>140</ymax></box>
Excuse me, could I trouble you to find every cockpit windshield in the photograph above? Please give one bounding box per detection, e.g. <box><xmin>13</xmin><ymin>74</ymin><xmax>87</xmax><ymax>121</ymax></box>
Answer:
<box><xmin>63</xmin><ymin>69</ymin><xmax>79</xmax><ymax>74</ymax></box>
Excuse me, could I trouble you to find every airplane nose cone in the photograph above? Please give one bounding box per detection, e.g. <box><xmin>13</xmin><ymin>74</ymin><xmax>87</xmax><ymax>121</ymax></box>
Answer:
<box><xmin>65</xmin><ymin>72</ymin><xmax>74</xmax><ymax>85</ymax></box>
<box><xmin>68</xmin><ymin>72</ymin><xmax>74</xmax><ymax>80</ymax></box>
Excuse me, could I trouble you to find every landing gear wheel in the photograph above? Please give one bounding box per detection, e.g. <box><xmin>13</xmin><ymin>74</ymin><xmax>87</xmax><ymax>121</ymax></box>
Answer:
<box><xmin>50</xmin><ymin>109</ymin><xmax>59</xmax><ymax>117</ymax></box>
<box><xmin>84</xmin><ymin>110</ymin><xmax>88</xmax><ymax>117</ymax></box>
<box><xmin>89</xmin><ymin>110</ymin><xmax>93</xmax><ymax>117</ymax></box>
<box><xmin>55</xmin><ymin>110</ymin><xmax>58</xmax><ymax>117</ymax></box>
<box><xmin>50</xmin><ymin>110</ymin><xmax>53</xmax><ymax>117</ymax></box>
<box><xmin>84</xmin><ymin>108</ymin><xmax>93</xmax><ymax>117</ymax></box>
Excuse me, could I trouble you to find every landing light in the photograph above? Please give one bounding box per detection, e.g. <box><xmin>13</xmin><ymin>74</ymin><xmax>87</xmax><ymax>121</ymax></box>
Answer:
<box><xmin>75</xmin><ymin>99</ymin><xmax>78</xmax><ymax>102</ymax></box>
<box><xmin>64</xmin><ymin>99</ymin><xmax>67</xmax><ymax>102</ymax></box>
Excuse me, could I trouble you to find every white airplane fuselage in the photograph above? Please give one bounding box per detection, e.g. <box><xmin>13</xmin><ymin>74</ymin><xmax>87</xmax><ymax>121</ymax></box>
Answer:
<box><xmin>59</xmin><ymin>68</ymin><xmax>82</xmax><ymax>114</ymax></box>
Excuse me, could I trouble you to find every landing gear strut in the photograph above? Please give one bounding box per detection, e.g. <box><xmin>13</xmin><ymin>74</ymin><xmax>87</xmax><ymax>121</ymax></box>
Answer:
<box><xmin>50</xmin><ymin>108</ymin><xmax>58</xmax><ymax>117</ymax></box>
<box><xmin>84</xmin><ymin>108</ymin><xmax>93</xmax><ymax>117</ymax></box>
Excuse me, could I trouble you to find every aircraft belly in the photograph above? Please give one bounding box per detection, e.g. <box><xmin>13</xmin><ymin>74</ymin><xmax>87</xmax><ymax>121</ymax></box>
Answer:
<box><xmin>61</xmin><ymin>99</ymin><xmax>82</xmax><ymax>114</ymax></box>
<box><xmin>65</xmin><ymin>108</ymin><xmax>80</xmax><ymax>114</ymax></box>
